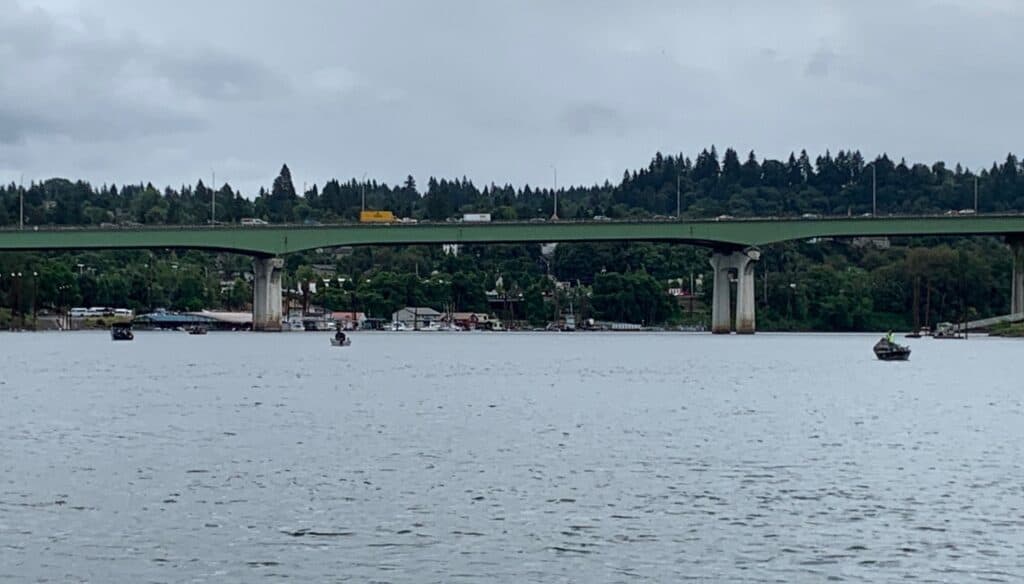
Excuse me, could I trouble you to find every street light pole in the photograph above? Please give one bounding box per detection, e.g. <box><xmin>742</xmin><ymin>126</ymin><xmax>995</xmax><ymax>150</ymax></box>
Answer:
<box><xmin>551</xmin><ymin>166</ymin><xmax>559</xmax><ymax>221</ymax></box>
<box><xmin>676</xmin><ymin>174</ymin><xmax>681</xmax><ymax>219</ymax></box>
<box><xmin>872</xmin><ymin>164</ymin><xmax>877</xmax><ymax>216</ymax></box>
<box><xmin>974</xmin><ymin>176</ymin><xmax>979</xmax><ymax>212</ymax></box>
<box><xmin>31</xmin><ymin>271</ymin><xmax>37</xmax><ymax>329</ymax></box>
<box><xmin>12</xmin><ymin>272</ymin><xmax>22</xmax><ymax>329</ymax></box>
<box><xmin>361</xmin><ymin>172</ymin><xmax>367</xmax><ymax>212</ymax></box>
<box><xmin>211</xmin><ymin>170</ymin><xmax>216</xmax><ymax>225</ymax></box>
<box><xmin>19</xmin><ymin>174</ymin><xmax>24</xmax><ymax>230</ymax></box>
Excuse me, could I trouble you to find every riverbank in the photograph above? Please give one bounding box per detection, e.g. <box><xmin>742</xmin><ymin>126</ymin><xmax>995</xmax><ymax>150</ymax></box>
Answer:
<box><xmin>989</xmin><ymin>322</ymin><xmax>1024</xmax><ymax>337</ymax></box>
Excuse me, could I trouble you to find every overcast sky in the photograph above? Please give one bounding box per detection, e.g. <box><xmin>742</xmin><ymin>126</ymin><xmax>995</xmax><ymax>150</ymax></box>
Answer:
<box><xmin>2</xmin><ymin>0</ymin><xmax>1023</xmax><ymax>195</ymax></box>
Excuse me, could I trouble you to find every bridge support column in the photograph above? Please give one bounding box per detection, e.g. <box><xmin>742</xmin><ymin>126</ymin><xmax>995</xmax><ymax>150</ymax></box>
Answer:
<box><xmin>709</xmin><ymin>248</ymin><xmax>760</xmax><ymax>334</ymax></box>
<box><xmin>253</xmin><ymin>257</ymin><xmax>284</xmax><ymax>332</ymax></box>
<box><xmin>709</xmin><ymin>253</ymin><xmax>733</xmax><ymax>334</ymax></box>
<box><xmin>1012</xmin><ymin>238</ymin><xmax>1024</xmax><ymax>315</ymax></box>
<box><xmin>735</xmin><ymin>248</ymin><xmax>760</xmax><ymax>334</ymax></box>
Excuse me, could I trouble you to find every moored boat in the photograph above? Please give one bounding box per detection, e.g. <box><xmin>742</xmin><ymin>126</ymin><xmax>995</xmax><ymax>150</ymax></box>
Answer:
<box><xmin>111</xmin><ymin>322</ymin><xmax>134</xmax><ymax>341</ymax></box>
<box><xmin>932</xmin><ymin>322</ymin><xmax>964</xmax><ymax>339</ymax></box>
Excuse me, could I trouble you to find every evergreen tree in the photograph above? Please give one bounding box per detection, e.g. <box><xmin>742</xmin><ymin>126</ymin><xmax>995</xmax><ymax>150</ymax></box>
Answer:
<box><xmin>721</xmin><ymin>148</ymin><xmax>742</xmax><ymax>182</ymax></box>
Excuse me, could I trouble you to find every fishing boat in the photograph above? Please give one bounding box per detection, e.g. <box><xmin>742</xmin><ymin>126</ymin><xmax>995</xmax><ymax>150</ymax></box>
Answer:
<box><xmin>932</xmin><ymin>322</ymin><xmax>964</xmax><ymax>340</ymax></box>
<box><xmin>111</xmin><ymin>322</ymin><xmax>134</xmax><ymax>341</ymax></box>
<box><xmin>187</xmin><ymin>325</ymin><xmax>208</xmax><ymax>335</ymax></box>
<box><xmin>873</xmin><ymin>337</ymin><xmax>910</xmax><ymax>361</ymax></box>
<box><xmin>330</xmin><ymin>327</ymin><xmax>351</xmax><ymax>347</ymax></box>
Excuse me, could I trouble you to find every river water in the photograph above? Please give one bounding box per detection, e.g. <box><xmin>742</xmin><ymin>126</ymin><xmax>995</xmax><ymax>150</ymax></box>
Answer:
<box><xmin>1</xmin><ymin>331</ymin><xmax>1022</xmax><ymax>582</ymax></box>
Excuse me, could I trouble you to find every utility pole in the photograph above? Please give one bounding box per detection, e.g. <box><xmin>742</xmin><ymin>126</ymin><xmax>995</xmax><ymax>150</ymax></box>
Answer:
<box><xmin>689</xmin><ymin>271</ymin><xmax>695</xmax><ymax>315</ymax></box>
<box><xmin>974</xmin><ymin>176</ymin><xmax>979</xmax><ymax>212</ymax></box>
<box><xmin>551</xmin><ymin>166</ymin><xmax>559</xmax><ymax>221</ymax></box>
<box><xmin>211</xmin><ymin>170</ymin><xmax>216</xmax><ymax>225</ymax></box>
<box><xmin>676</xmin><ymin>174</ymin><xmax>681</xmax><ymax>219</ymax></box>
<box><xmin>361</xmin><ymin>172</ymin><xmax>367</xmax><ymax>212</ymax></box>
<box><xmin>872</xmin><ymin>164</ymin><xmax>877</xmax><ymax>216</ymax></box>
<box><xmin>19</xmin><ymin>174</ymin><xmax>24</xmax><ymax>230</ymax></box>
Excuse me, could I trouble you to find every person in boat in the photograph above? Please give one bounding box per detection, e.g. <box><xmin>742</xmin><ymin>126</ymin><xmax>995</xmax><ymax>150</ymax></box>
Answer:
<box><xmin>335</xmin><ymin>330</ymin><xmax>346</xmax><ymax>343</ymax></box>
<box><xmin>885</xmin><ymin>330</ymin><xmax>895</xmax><ymax>345</ymax></box>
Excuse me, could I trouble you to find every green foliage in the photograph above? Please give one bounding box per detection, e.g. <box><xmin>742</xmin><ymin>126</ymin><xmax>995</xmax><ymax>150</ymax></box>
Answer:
<box><xmin>591</xmin><ymin>271</ymin><xmax>678</xmax><ymax>325</ymax></box>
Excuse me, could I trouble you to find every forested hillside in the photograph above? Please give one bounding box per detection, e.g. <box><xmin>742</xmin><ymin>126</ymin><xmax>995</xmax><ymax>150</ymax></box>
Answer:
<box><xmin>4</xmin><ymin>148</ymin><xmax>1024</xmax><ymax>226</ymax></box>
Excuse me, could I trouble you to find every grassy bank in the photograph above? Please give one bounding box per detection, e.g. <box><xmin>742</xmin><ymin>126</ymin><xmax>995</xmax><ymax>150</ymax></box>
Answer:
<box><xmin>989</xmin><ymin>322</ymin><xmax>1024</xmax><ymax>337</ymax></box>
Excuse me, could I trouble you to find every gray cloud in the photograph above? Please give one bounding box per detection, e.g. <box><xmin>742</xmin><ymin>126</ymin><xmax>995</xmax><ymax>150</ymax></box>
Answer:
<box><xmin>0</xmin><ymin>0</ymin><xmax>286</xmax><ymax>149</ymax></box>
<box><xmin>3</xmin><ymin>0</ymin><xmax>1024</xmax><ymax>194</ymax></box>
<box><xmin>804</xmin><ymin>47</ymin><xmax>836</xmax><ymax>78</ymax></box>
<box><xmin>561</xmin><ymin>103</ymin><xmax>627</xmax><ymax>137</ymax></box>
<box><xmin>153</xmin><ymin>50</ymin><xmax>285</xmax><ymax>102</ymax></box>
<box><xmin>0</xmin><ymin>107</ymin><xmax>54</xmax><ymax>144</ymax></box>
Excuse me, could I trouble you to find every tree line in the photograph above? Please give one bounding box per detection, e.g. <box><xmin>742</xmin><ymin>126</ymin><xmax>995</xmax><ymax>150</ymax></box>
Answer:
<box><xmin>4</xmin><ymin>148</ymin><xmax>1024</xmax><ymax>227</ymax></box>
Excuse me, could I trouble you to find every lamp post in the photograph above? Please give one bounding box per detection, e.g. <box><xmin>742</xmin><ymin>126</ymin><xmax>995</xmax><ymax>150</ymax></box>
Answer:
<box><xmin>30</xmin><ymin>271</ymin><xmax>37</xmax><ymax>329</ymax></box>
<box><xmin>361</xmin><ymin>172</ymin><xmax>367</xmax><ymax>213</ymax></box>
<box><xmin>10</xmin><ymin>272</ymin><xmax>22</xmax><ymax>329</ymax></box>
<box><xmin>870</xmin><ymin>163</ymin><xmax>877</xmax><ymax>216</ymax></box>
<box><xmin>788</xmin><ymin>282</ymin><xmax>797</xmax><ymax>321</ymax></box>
<box><xmin>974</xmin><ymin>176</ymin><xmax>979</xmax><ymax>213</ymax></box>
<box><xmin>57</xmin><ymin>283</ymin><xmax>71</xmax><ymax>331</ymax></box>
<box><xmin>551</xmin><ymin>165</ymin><xmax>559</xmax><ymax>221</ymax></box>
<box><xmin>676</xmin><ymin>174</ymin><xmax>682</xmax><ymax>219</ymax></box>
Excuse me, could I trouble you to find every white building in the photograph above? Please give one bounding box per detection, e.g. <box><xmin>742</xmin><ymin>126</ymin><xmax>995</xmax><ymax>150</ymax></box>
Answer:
<box><xmin>391</xmin><ymin>307</ymin><xmax>443</xmax><ymax>329</ymax></box>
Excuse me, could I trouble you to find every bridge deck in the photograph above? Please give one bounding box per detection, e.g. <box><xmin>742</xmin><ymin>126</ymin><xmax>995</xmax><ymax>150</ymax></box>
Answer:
<box><xmin>953</xmin><ymin>312</ymin><xmax>1024</xmax><ymax>332</ymax></box>
<box><xmin>1</xmin><ymin>215</ymin><xmax>1024</xmax><ymax>256</ymax></box>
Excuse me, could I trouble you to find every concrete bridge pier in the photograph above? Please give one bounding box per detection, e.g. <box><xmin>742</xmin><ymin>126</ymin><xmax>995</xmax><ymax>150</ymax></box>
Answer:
<box><xmin>1012</xmin><ymin>238</ymin><xmax>1024</xmax><ymax>315</ymax></box>
<box><xmin>253</xmin><ymin>257</ymin><xmax>284</xmax><ymax>332</ymax></box>
<box><xmin>709</xmin><ymin>248</ymin><xmax>761</xmax><ymax>334</ymax></box>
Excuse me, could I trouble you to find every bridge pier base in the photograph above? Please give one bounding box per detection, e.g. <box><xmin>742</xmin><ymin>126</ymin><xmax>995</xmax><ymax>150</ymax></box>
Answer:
<box><xmin>709</xmin><ymin>253</ymin><xmax>733</xmax><ymax>334</ymax></box>
<box><xmin>1012</xmin><ymin>238</ymin><xmax>1024</xmax><ymax>315</ymax></box>
<box><xmin>253</xmin><ymin>257</ymin><xmax>284</xmax><ymax>332</ymax></box>
<box><xmin>709</xmin><ymin>248</ymin><xmax>760</xmax><ymax>334</ymax></box>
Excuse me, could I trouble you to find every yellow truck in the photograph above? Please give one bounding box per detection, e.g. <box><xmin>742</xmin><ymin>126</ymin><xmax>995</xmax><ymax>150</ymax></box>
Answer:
<box><xmin>359</xmin><ymin>210</ymin><xmax>396</xmax><ymax>223</ymax></box>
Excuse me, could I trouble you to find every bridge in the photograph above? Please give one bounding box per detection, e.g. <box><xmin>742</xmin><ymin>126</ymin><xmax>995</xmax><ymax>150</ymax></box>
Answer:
<box><xmin>2</xmin><ymin>215</ymin><xmax>1023</xmax><ymax>332</ymax></box>
<box><xmin>953</xmin><ymin>312</ymin><xmax>1024</xmax><ymax>332</ymax></box>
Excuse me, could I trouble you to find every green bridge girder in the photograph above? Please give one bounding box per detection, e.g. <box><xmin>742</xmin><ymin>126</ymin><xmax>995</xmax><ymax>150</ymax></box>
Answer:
<box><xmin>1</xmin><ymin>215</ymin><xmax>1024</xmax><ymax>257</ymax></box>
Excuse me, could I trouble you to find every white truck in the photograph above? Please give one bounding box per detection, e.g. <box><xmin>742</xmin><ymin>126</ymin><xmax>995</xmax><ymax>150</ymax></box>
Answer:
<box><xmin>462</xmin><ymin>213</ymin><xmax>491</xmax><ymax>223</ymax></box>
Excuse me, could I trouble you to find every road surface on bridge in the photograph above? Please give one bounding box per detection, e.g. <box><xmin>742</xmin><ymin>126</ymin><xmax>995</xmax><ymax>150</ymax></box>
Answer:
<box><xmin>2</xmin><ymin>215</ymin><xmax>1024</xmax><ymax>257</ymax></box>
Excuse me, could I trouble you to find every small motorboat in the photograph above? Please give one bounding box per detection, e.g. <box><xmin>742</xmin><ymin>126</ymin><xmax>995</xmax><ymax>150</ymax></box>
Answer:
<box><xmin>111</xmin><ymin>322</ymin><xmax>134</xmax><ymax>341</ymax></box>
<box><xmin>874</xmin><ymin>337</ymin><xmax>910</xmax><ymax>361</ymax></box>
<box><xmin>905</xmin><ymin>331</ymin><xmax>922</xmax><ymax>339</ymax></box>
<box><xmin>932</xmin><ymin>322</ymin><xmax>964</xmax><ymax>340</ymax></box>
<box><xmin>187</xmin><ymin>325</ymin><xmax>208</xmax><ymax>335</ymax></box>
<box><xmin>330</xmin><ymin>329</ymin><xmax>351</xmax><ymax>347</ymax></box>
